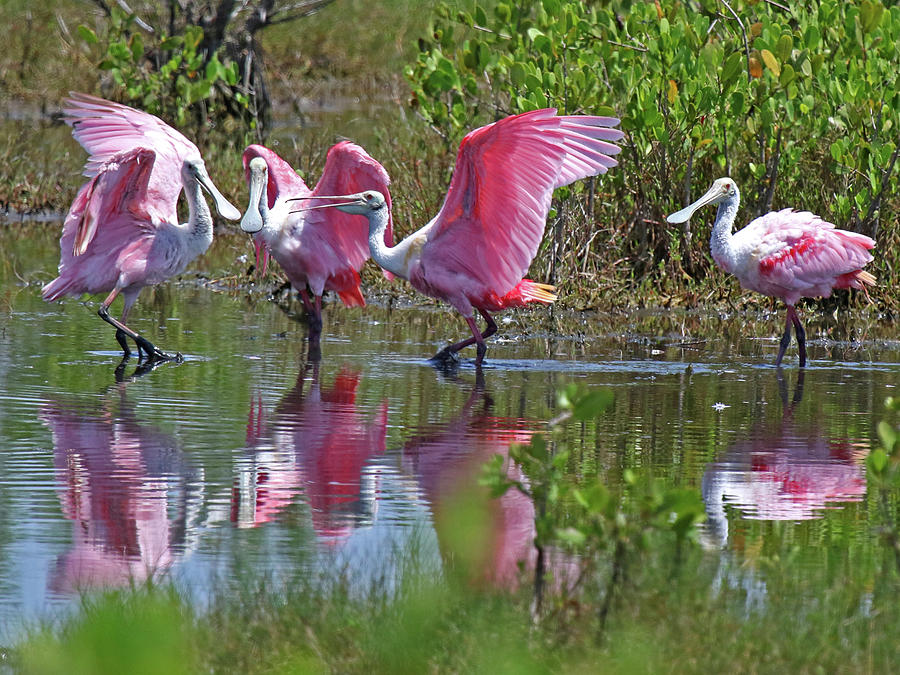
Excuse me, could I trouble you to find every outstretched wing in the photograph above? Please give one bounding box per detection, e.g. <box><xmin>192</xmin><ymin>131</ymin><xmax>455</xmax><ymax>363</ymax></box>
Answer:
<box><xmin>422</xmin><ymin>108</ymin><xmax>623</xmax><ymax>296</ymax></box>
<box><xmin>63</xmin><ymin>92</ymin><xmax>197</xmax><ymax>206</ymax></box>
<box><xmin>42</xmin><ymin>148</ymin><xmax>158</xmax><ymax>301</ymax></box>
<box><xmin>70</xmin><ymin>147</ymin><xmax>158</xmax><ymax>255</ymax></box>
<box><xmin>746</xmin><ymin>210</ymin><xmax>875</xmax><ymax>299</ymax></box>
<box><xmin>309</xmin><ymin>141</ymin><xmax>394</xmax><ymax>275</ymax></box>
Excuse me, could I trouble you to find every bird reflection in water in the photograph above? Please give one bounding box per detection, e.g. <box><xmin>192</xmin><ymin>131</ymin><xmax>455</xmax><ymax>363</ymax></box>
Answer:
<box><xmin>238</xmin><ymin>362</ymin><xmax>389</xmax><ymax>542</ymax></box>
<box><xmin>41</xmin><ymin>385</ymin><xmax>194</xmax><ymax>592</ymax></box>
<box><xmin>401</xmin><ymin>378</ymin><xmax>555</xmax><ymax>588</ymax></box>
<box><xmin>702</xmin><ymin>370</ymin><xmax>868</xmax><ymax>548</ymax></box>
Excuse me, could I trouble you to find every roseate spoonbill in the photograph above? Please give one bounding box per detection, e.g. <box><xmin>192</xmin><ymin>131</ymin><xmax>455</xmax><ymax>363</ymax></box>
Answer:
<box><xmin>667</xmin><ymin>178</ymin><xmax>875</xmax><ymax>367</ymax></box>
<box><xmin>239</xmin><ymin>142</ymin><xmax>393</xmax><ymax>334</ymax></box>
<box><xmin>294</xmin><ymin>108</ymin><xmax>624</xmax><ymax>366</ymax></box>
<box><xmin>42</xmin><ymin>93</ymin><xmax>241</xmax><ymax>362</ymax></box>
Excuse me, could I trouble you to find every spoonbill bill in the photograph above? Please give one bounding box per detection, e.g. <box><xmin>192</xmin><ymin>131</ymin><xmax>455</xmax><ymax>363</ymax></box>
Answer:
<box><xmin>294</xmin><ymin>108</ymin><xmax>624</xmax><ymax>366</ymax></box>
<box><xmin>667</xmin><ymin>178</ymin><xmax>875</xmax><ymax>367</ymax></box>
<box><xmin>42</xmin><ymin>93</ymin><xmax>241</xmax><ymax>362</ymax></box>
<box><xmin>239</xmin><ymin>142</ymin><xmax>392</xmax><ymax>334</ymax></box>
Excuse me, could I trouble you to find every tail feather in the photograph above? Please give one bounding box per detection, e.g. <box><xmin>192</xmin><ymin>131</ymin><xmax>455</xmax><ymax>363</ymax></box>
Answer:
<box><xmin>337</xmin><ymin>286</ymin><xmax>366</xmax><ymax>308</ymax></box>
<box><xmin>330</xmin><ymin>268</ymin><xmax>365</xmax><ymax>308</ymax></box>
<box><xmin>481</xmin><ymin>279</ymin><xmax>558</xmax><ymax>311</ymax></box>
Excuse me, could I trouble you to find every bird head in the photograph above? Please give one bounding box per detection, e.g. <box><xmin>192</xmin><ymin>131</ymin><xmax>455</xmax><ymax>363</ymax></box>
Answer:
<box><xmin>241</xmin><ymin>156</ymin><xmax>269</xmax><ymax>234</ymax></box>
<box><xmin>184</xmin><ymin>158</ymin><xmax>242</xmax><ymax>221</ymax></box>
<box><xmin>666</xmin><ymin>177</ymin><xmax>738</xmax><ymax>224</ymax></box>
<box><xmin>289</xmin><ymin>190</ymin><xmax>387</xmax><ymax>216</ymax></box>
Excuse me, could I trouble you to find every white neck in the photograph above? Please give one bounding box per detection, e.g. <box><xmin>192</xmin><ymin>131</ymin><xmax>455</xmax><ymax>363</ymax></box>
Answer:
<box><xmin>365</xmin><ymin>206</ymin><xmax>409</xmax><ymax>279</ymax></box>
<box><xmin>255</xmin><ymin>197</ymin><xmax>282</xmax><ymax>245</ymax></box>
<box><xmin>709</xmin><ymin>186</ymin><xmax>740</xmax><ymax>271</ymax></box>
<box><xmin>185</xmin><ymin>178</ymin><xmax>214</xmax><ymax>251</ymax></box>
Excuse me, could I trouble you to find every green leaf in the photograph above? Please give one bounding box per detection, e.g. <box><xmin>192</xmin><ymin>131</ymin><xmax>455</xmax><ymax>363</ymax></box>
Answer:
<box><xmin>878</xmin><ymin>421</ymin><xmax>898</xmax><ymax>451</ymax></box>
<box><xmin>572</xmin><ymin>390</ymin><xmax>615</xmax><ymax>421</ymax></box>
<box><xmin>76</xmin><ymin>25</ymin><xmax>99</xmax><ymax>45</ymax></box>
<box><xmin>775</xmin><ymin>34</ymin><xmax>793</xmax><ymax>62</ymax></box>
<box><xmin>721</xmin><ymin>52</ymin><xmax>743</xmax><ymax>86</ymax></box>
<box><xmin>779</xmin><ymin>62</ymin><xmax>795</xmax><ymax>86</ymax></box>
<box><xmin>760</xmin><ymin>49</ymin><xmax>780</xmax><ymax>77</ymax></box>
<box><xmin>868</xmin><ymin>448</ymin><xmax>889</xmax><ymax>475</ymax></box>
<box><xmin>556</xmin><ymin>527</ymin><xmax>587</xmax><ymax>547</ymax></box>
<box><xmin>130</xmin><ymin>34</ymin><xmax>144</xmax><ymax>62</ymax></box>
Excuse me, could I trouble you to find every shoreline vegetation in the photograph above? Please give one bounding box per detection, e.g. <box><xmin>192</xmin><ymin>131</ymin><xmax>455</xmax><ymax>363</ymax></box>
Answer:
<box><xmin>3</xmin><ymin>1</ymin><xmax>900</xmax><ymax>672</ymax></box>
<box><xmin>2</xmin><ymin>0</ymin><xmax>897</xmax><ymax>313</ymax></box>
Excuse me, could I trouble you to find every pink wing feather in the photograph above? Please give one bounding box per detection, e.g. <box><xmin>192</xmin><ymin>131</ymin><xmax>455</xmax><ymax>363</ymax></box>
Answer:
<box><xmin>421</xmin><ymin>108</ymin><xmax>623</xmax><ymax>297</ymax></box>
<box><xmin>63</xmin><ymin>92</ymin><xmax>198</xmax><ymax>207</ymax></box>
<box><xmin>42</xmin><ymin>148</ymin><xmax>157</xmax><ymax>301</ymax></box>
<box><xmin>748</xmin><ymin>210</ymin><xmax>875</xmax><ymax>304</ymax></box>
<box><xmin>310</xmin><ymin>141</ymin><xmax>394</xmax><ymax>277</ymax></box>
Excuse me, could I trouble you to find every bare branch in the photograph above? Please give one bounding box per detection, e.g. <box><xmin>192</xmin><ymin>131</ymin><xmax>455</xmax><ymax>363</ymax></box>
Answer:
<box><xmin>266</xmin><ymin>0</ymin><xmax>337</xmax><ymax>27</ymax></box>
<box><xmin>115</xmin><ymin>0</ymin><xmax>154</xmax><ymax>33</ymax></box>
<box><xmin>719</xmin><ymin>0</ymin><xmax>751</xmax><ymax>84</ymax></box>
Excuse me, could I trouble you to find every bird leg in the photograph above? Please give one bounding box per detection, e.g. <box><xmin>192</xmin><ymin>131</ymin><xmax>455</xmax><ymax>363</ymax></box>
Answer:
<box><xmin>775</xmin><ymin>312</ymin><xmax>792</xmax><ymax>367</ymax></box>
<box><xmin>430</xmin><ymin>309</ymin><xmax>498</xmax><ymax>366</ymax></box>
<box><xmin>115</xmin><ymin>328</ymin><xmax>132</xmax><ymax>359</ymax></box>
<box><xmin>298</xmin><ymin>289</ymin><xmax>324</xmax><ymax>333</ymax></box>
<box><xmin>788</xmin><ymin>305</ymin><xmax>807</xmax><ymax>368</ymax></box>
<box><xmin>98</xmin><ymin>290</ymin><xmax>181</xmax><ymax>363</ymax></box>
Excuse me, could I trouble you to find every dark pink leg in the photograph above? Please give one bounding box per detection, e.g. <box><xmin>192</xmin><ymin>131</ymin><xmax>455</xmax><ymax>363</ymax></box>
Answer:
<box><xmin>775</xmin><ymin>311</ymin><xmax>792</xmax><ymax>367</ymax></box>
<box><xmin>430</xmin><ymin>309</ymin><xmax>497</xmax><ymax>365</ymax></box>
<box><xmin>298</xmin><ymin>289</ymin><xmax>323</xmax><ymax>332</ymax></box>
<box><xmin>788</xmin><ymin>305</ymin><xmax>806</xmax><ymax>367</ymax></box>
<box><xmin>98</xmin><ymin>289</ymin><xmax>179</xmax><ymax>362</ymax></box>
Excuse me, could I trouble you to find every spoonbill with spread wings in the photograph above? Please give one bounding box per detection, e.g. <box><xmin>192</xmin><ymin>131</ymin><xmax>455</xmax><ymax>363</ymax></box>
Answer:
<box><xmin>294</xmin><ymin>108</ymin><xmax>624</xmax><ymax>366</ymax></box>
<box><xmin>239</xmin><ymin>142</ymin><xmax>392</xmax><ymax>335</ymax></box>
<box><xmin>42</xmin><ymin>93</ymin><xmax>241</xmax><ymax>362</ymax></box>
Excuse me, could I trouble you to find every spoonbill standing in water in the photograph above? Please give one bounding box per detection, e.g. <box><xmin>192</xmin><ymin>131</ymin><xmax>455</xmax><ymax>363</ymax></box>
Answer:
<box><xmin>239</xmin><ymin>142</ymin><xmax>393</xmax><ymax>335</ymax></box>
<box><xmin>667</xmin><ymin>178</ymin><xmax>875</xmax><ymax>367</ymax></box>
<box><xmin>42</xmin><ymin>93</ymin><xmax>242</xmax><ymax>362</ymax></box>
<box><xmin>294</xmin><ymin>108</ymin><xmax>624</xmax><ymax>366</ymax></box>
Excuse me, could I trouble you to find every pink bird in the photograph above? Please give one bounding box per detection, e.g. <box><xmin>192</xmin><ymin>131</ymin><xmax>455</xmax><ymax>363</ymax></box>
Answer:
<box><xmin>42</xmin><ymin>93</ymin><xmax>241</xmax><ymax>362</ymax></box>
<box><xmin>667</xmin><ymin>178</ymin><xmax>876</xmax><ymax>367</ymax></box>
<box><xmin>294</xmin><ymin>108</ymin><xmax>624</xmax><ymax>366</ymax></box>
<box><xmin>239</xmin><ymin>142</ymin><xmax>393</xmax><ymax>334</ymax></box>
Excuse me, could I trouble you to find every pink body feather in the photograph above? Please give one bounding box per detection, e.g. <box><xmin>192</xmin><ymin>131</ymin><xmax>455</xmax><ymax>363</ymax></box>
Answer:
<box><xmin>241</xmin><ymin>142</ymin><xmax>393</xmax><ymax>311</ymax></box>
<box><xmin>404</xmin><ymin>108</ymin><xmax>623</xmax><ymax>320</ymax></box>
<box><xmin>42</xmin><ymin>93</ymin><xmax>239</xmax><ymax>354</ymax></box>
<box><xmin>716</xmin><ymin>208</ymin><xmax>875</xmax><ymax>306</ymax></box>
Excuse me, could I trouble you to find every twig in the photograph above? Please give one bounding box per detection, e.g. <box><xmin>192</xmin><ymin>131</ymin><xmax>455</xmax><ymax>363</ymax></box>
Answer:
<box><xmin>719</xmin><ymin>0</ymin><xmax>751</xmax><ymax>84</ymax></box>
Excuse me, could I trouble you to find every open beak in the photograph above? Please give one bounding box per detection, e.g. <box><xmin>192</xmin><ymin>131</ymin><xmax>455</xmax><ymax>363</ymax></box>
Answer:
<box><xmin>241</xmin><ymin>169</ymin><xmax>266</xmax><ymax>233</ymax></box>
<box><xmin>666</xmin><ymin>182</ymin><xmax>727</xmax><ymax>224</ymax></box>
<box><xmin>196</xmin><ymin>166</ymin><xmax>242</xmax><ymax>221</ymax></box>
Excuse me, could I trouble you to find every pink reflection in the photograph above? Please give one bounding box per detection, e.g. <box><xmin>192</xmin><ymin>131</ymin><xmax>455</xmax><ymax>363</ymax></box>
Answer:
<box><xmin>237</xmin><ymin>365</ymin><xmax>388</xmax><ymax>541</ymax></box>
<box><xmin>703</xmin><ymin>372</ymin><xmax>867</xmax><ymax>545</ymax></box>
<box><xmin>41</xmin><ymin>389</ymin><xmax>182</xmax><ymax>592</ymax></box>
<box><xmin>402</xmin><ymin>385</ymin><xmax>546</xmax><ymax>587</ymax></box>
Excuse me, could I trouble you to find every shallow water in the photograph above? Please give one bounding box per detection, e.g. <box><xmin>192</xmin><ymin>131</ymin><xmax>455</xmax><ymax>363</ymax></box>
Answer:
<box><xmin>0</xmin><ymin>223</ymin><xmax>897</xmax><ymax>641</ymax></box>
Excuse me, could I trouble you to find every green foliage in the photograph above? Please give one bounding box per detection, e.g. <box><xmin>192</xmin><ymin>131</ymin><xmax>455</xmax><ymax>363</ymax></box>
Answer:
<box><xmin>482</xmin><ymin>384</ymin><xmax>705</xmax><ymax>631</ymax></box>
<box><xmin>407</xmin><ymin>0</ymin><xmax>900</xmax><ymax>288</ymax></box>
<box><xmin>20</xmin><ymin>589</ymin><xmax>194</xmax><ymax>675</ymax></box>
<box><xmin>77</xmin><ymin>9</ymin><xmax>250</xmax><ymax>138</ymax></box>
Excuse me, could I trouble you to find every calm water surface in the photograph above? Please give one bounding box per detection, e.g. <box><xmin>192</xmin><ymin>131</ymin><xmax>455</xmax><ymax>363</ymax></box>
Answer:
<box><xmin>0</xmin><ymin>223</ymin><xmax>897</xmax><ymax>641</ymax></box>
